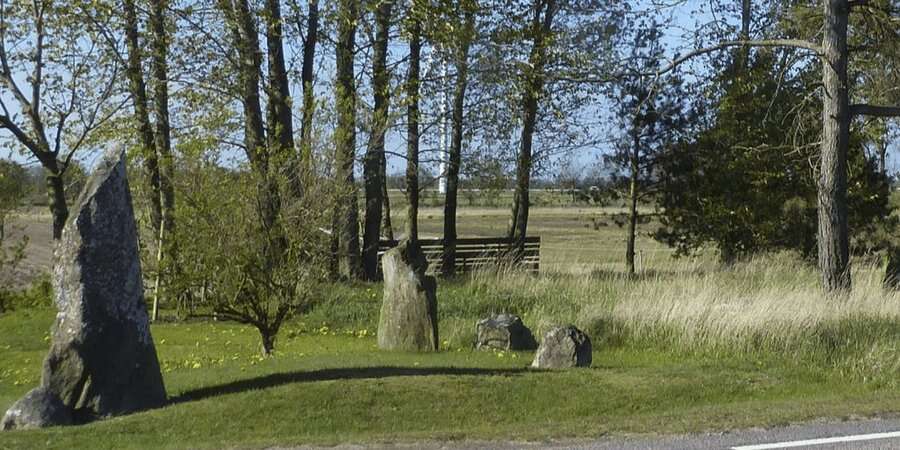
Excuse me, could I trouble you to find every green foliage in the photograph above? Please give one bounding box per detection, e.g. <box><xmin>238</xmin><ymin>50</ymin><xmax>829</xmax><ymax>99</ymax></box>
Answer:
<box><xmin>170</xmin><ymin>147</ymin><xmax>337</xmax><ymax>355</ymax></box>
<box><xmin>0</xmin><ymin>274</ymin><xmax>52</xmax><ymax>314</ymax></box>
<box><xmin>656</xmin><ymin>51</ymin><xmax>891</xmax><ymax>262</ymax></box>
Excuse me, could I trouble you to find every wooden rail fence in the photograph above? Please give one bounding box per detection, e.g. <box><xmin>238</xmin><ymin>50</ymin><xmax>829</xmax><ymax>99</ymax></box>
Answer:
<box><xmin>377</xmin><ymin>236</ymin><xmax>540</xmax><ymax>275</ymax></box>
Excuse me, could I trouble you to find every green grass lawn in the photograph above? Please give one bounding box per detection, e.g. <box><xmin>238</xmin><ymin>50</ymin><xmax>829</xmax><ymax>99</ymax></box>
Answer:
<box><xmin>1</xmin><ymin>307</ymin><xmax>898</xmax><ymax>449</ymax></box>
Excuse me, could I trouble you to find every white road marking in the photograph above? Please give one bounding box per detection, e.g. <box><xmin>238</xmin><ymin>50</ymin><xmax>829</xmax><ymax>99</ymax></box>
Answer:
<box><xmin>732</xmin><ymin>431</ymin><xmax>900</xmax><ymax>449</ymax></box>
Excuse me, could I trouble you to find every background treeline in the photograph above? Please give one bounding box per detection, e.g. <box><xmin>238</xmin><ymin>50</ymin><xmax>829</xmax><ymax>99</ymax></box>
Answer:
<box><xmin>0</xmin><ymin>0</ymin><xmax>898</xmax><ymax>351</ymax></box>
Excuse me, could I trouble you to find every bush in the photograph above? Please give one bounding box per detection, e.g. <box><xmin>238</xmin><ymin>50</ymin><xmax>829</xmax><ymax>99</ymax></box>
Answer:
<box><xmin>0</xmin><ymin>274</ymin><xmax>53</xmax><ymax>313</ymax></box>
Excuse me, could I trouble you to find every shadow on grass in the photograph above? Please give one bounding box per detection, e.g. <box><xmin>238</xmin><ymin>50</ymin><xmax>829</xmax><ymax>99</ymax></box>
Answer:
<box><xmin>169</xmin><ymin>366</ymin><xmax>529</xmax><ymax>404</ymax></box>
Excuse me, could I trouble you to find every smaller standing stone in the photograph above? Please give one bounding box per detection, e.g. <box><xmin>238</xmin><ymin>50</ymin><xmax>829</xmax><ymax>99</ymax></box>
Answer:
<box><xmin>883</xmin><ymin>246</ymin><xmax>900</xmax><ymax>290</ymax></box>
<box><xmin>476</xmin><ymin>314</ymin><xmax>537</xmax><ymax>351</ymax></box>
<box><xmin>378</xmin><ymin>240</ymin><xmax>438</xmax><ymax>351</ymax></box>
<box><xmin>1</xmin><ymin>387</ymin><xmax>73</xmax><ymax>430</ymax></box>
<box><xmin>531</xmin><ymin>325</ymin><xmax>592</xmax><ymax>369</ymax></box>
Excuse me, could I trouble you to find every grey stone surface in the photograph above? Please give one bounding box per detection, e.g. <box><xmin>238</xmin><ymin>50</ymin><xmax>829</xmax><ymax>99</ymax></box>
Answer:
<box><xmin>4</xmin><ymin>146</ymin><xmax>167</xmax><ymax>429</ymax></box>
<box><xmin>378</xmin><ymin>240</ymin><xmax>438</xmax><ymax>351</ymax></box>
<box><xmin>476</xmin><ymin>313</ymin><xmax>537</xmax><ymax>351</ymax></box>
<box><xmin>1</xmin><ymin>387</ymin><xmax>73</xmax><ymax>430</ymax></box>
<box><xmin>531</xmin><ymin>325</ymin><xmax>592</xmax><ymax>369</ymax></box>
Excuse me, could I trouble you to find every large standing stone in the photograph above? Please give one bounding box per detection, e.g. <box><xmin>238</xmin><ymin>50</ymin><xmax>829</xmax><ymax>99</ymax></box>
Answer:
<box><xmin>476</xmin><ymin>313</ymin><xmax>537</xmax><ymax>351</ymax></box>
<box><xmin>3</xmin><ymin>146</ymin><xmax>166</xmax><ymax>429</ymax></box>
<box><xmin>531</xmin><ymin>325</ymin><xmax>592</xmax><ymax>369</ymax></box>
<box><xmin>378</xmin><ymin>240</ymin><xmax>438</xmax><ymax>351</ymax></box>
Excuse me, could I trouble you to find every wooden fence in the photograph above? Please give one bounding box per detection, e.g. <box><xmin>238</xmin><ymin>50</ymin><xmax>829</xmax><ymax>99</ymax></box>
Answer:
<box><xmin>377</xmin><ymin>236</ymin><xmax>541</xmax><ymax>275</ymax></box>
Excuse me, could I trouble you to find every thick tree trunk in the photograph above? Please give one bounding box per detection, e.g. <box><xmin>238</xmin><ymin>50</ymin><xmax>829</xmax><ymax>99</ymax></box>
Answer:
<box><xmin>405</xmin><ymin>19</ymin><xmax>421</xmax><ymax>243</ymax></box>
<box><xmin>382</xmin><ymin>176</ymin><xmax>394</xmax><ymax>240</ymax></box>
<box><xmin>335</xmin><ymin>0</ymin><xmax>363</xmax><ymax>279</ymax></box>
<box><xmin>299</xmin><ymin>0</ymin><xmax>319</xmax><ymax>162</ymax></box>
<box><xmin>818</xmin><ymin>0</ymin><xmax>851</xmax><ymax>292</ymax></box>
<box><xmin>442</xmin><ymin>10</ymin><xmax>474</xmax><ymax>277</ymax></box>
<box><xmin>46</xmin><ymin>166</ymin><xmax>67</xmax><ymax>240</ymax></box>
<box><xmin>124</xmin><ymin>0</ymin><xmax>162</xmax><ymax>235</ymax></box>
<box><xmin>509</xmin><ymin>0</ymin><xmax>554</xmax><ymax>259</ymax></box>
<box><xmin>362</xmin><ymin>0</ymin><xmax>393</xmax><ymax>280</ymax></box>
<box><xmin>264</xmin><ymin>0</ymin><xmax>297</xmax><ymax>196</ymax></box>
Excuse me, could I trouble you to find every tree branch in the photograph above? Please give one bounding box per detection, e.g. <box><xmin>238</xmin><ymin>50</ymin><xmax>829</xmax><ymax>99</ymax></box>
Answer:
<box><xmin>850</xmin><ymin>104</ymin><xmax>900</xmax><ymax>117</ymax></box>
<box><xmin>655</xmin><ymin>40</ymin><xmax>823</xmax><ymax>77</ymax></box>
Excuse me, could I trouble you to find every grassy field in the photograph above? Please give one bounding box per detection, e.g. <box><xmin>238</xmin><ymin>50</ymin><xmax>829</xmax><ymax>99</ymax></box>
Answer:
<box><xmin>1</xmin><ymin>305</ymin><xmax>899</xmax><ymax>449</ymax></box>
<box><xmin>1</xmin><ymin>202</ymin><xmax>899</xmax><ymax>448</ymax></box>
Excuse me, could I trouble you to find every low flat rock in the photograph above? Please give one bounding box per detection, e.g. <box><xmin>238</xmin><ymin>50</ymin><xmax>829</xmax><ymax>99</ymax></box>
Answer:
<box><xmin>531</xmin><ymin>325</ymin><xmax>592</xmax><ymax>369</ymax></box>
<box><xmin>378</xmin><ymin>240</ymin><xmax>439</xmax><ymax>352</ymax></box>
<box><xmin>476</xmin><ymin>314</ymin><xmax>537</xmax><ymax>351</ymax></box>
<box><xmin>1</xmin><ymin>387</ymin><xmax>72</xmax><ymax>430</ymax></box>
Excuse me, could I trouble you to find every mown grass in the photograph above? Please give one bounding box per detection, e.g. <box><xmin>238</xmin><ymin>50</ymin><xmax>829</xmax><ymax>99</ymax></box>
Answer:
<box><xmin>1</xmin><ymin>305</ymin><xmax>899</xmax><ymax>450</ymax></box>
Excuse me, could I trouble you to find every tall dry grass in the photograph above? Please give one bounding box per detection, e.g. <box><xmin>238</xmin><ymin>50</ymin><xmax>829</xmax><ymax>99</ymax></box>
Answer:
<box><xmin>444</xmin><ymin>253</ymin><xmax>900</xmax><ymax>384</ymax></box>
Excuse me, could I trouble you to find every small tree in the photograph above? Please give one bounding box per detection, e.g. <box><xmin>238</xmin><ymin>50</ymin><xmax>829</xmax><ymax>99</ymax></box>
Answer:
<box><xmin>176</xmin><ymin>154</ymin><xmax>334</xmax><ymax>356</ymax></box>
<box><xmin>0</xmin><ymin>1</ymin><xmax>121</xmax><ymax>239</ymax></box>
<box><xmin>605</xmin><ymin>22</ymin><xmax>693</xmax><ymax>275</ymax></box>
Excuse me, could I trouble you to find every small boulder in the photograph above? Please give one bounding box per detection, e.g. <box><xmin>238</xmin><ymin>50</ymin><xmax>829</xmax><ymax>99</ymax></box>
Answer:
<box><xmin>2</xmin><ymin>387</ymin><xmax>73</xmax><ymax>430</ymax></box>
<box><xmin>378</xmin><ymin>240</ymin><xmax>438</xmax><ymax>351</ymax></box>
<box><xmin>531</xmin><ymin>325</ymin><xmax>592</xmax><ymax>369</ymax></box>
<box><xmin>476</xmin><ymin>314</ymin><xmax>537</xmax><ymax>351</ymax></box>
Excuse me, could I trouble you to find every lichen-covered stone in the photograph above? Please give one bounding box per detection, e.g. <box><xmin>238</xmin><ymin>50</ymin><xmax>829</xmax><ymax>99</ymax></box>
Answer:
<box><xmin>378</xmin><ymin>240</ymin><xmax>438</xmax><ymax>351</ymax></box>
<box><xmin>4</xmin><ymin>146</ymin><xmax>167</xmax><ymax>428</ymax></box>
<box><xmin>1</xmin><ymin>387</ymin><xmax>72</xmax><ymax>430</ymax></box>
<box><xmin>476</xmin><ymin>314</ymin><xmax>536</xmax><ymax>351</ymax></box>
<box><xmin>531</xmin><ymin>325</ymin><xmax>592</xmax><ymax>369</ymax></box>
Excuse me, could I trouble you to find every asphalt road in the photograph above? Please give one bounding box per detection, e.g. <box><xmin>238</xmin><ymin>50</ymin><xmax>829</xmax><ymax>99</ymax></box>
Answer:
<box><xmin>290</xmin><ymin>416</ymin><xmax>900</xmax><ymax>450</ymax></box>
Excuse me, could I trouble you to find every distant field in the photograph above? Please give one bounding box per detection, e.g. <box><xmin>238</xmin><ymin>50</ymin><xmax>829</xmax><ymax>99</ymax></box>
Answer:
<box><xmin>1</xmin><ymin>208</ymin><xmax>53</xmax><ymax>289</ymax></box>
<box><xmin>2</xmin><ymin>195</ymin><xmax>683</xmax><ymax>288</ymax></box>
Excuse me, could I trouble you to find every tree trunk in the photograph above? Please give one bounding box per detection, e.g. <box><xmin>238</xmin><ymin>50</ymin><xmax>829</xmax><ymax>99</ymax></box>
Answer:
<box><xmin>818</xmin><ymin>0</ymin><xmax>851</xmax><ymax>292</ymax></box>
<box><xmin>264</xmin><ymin>0</ymin><xmax>297</xmax><ymax>195</ymax></box>
<box><xmin>362</xmin><ymin>0</ymin><xmax>393</xmax><ymax>280</ymax></box>
<box><xmin>738</xmin><ymin>0</ymin><xmax>751</xmax><ymax>70</ymax></box>
<box><xmin>226</xmin><ymin>0</ymin><xmax>284</xmax><ymax>264</ymax></box>
<box><xmin>442</xmin><ymin>9</ymin><xmax>475</xmax><ymax>277</ymax></box>
<box><xmin>258</xmin><ymin>327</ymin><xmax>276</xmax><ymax>357</ymax></box>
<box><xmin>124</xmin><ymin>0</ymin><xmax>162</xmax><ymax>235</ymax></box>
<box><xmin>335</xmin><ymin>0</ymin><xmax>363</xmax><ymax>279</ymax></box>
<box><xmin>405</xmin><ymin>18</ymin><xmax>421</xmax><ymax>243</ymax></box>
<box><xmin>382</xmin><ymin>175</ymin><xmax>394</xmax><ymax>240</ymax></box>
<box><xmin>150</xmin><ymin>0</ymin><xmax>179</xmax><ymax>304</ymax></box>
<box><xmin>509</xmin><ymin>0</ymin><xmax>555</xmax><ymax>259</ymax></box>
<box><xmin>299</xmin><ymin>0</ymin><xmax>319</xmax><ymax>162</ymax></box>
<box><xmin>626</xmin><ymin>129</ymin><xmax>639</xmax><ymax>276</ymax></box>
<box><xmin>46</xmin><ymin>166</ymin><xmax>67</xmax><ymax>240</ymax></box>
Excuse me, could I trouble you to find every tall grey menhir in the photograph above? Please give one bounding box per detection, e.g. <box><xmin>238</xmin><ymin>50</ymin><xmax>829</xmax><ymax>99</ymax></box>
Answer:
<box><xmin>3</xmin><ymin>146</ymin><xmax>166</xmax><ymax>430</ymax></box>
